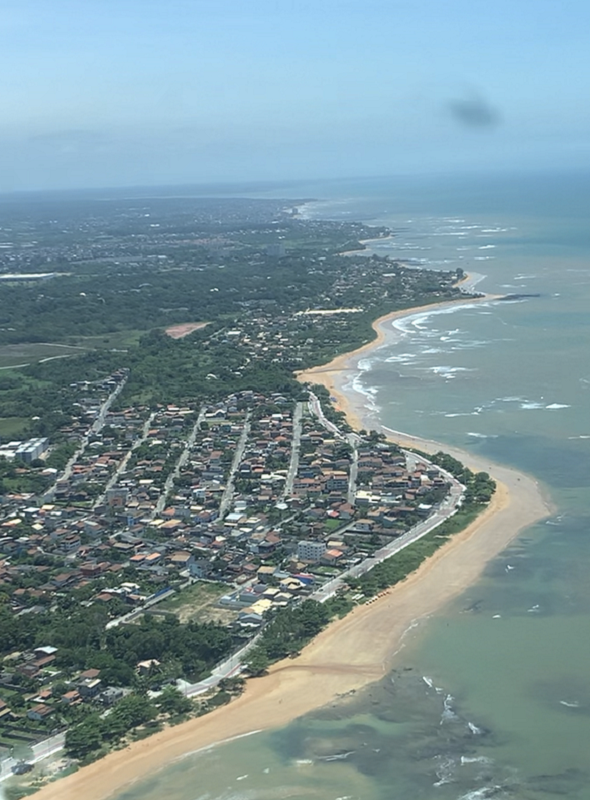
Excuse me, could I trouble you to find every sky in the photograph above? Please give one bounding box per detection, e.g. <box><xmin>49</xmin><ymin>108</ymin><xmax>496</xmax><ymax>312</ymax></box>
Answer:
<box><xmin>2</xmin><ymin>0</ymin><xmax>590</xmax><ymax>190</ymax></box>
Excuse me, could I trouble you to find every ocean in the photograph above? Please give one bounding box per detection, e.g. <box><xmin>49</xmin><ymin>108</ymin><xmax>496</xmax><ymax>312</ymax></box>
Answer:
<box><xmin>112</xmin><ymin>171</ymin><xmax>590</xmax><ymax>800</ymax></box>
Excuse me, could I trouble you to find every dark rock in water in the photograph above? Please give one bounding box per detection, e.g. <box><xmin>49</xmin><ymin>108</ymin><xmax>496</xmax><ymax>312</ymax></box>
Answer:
<box><xmin>498</xmin><ymin>293</ymin><xmax>541</xmax><ymax>301</ymax></box>
<box><xmin>463</xmin><ymin>598</ymin><xmax>484</xmax><ymax>613</ymax></box>
<box><xmin>526</xmin><ymin>767</ymin><xmax>589</xmax><ymax>795</ymax></box>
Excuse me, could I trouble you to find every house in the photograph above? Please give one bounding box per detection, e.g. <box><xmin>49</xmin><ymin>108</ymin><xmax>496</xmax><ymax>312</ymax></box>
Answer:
<box><xmin>279</xmin><ymin>576</ymin><xmax>305</xmax><ymax>593</ymax></box>
<box><xmin>34</xmin><ymin>646</ymin><xmax>58</xmax><ymax>659</ymax></box>
<box><xmin>256</xmin><ymin>565</ymin><xmax>276</xmax><ymax>583</ymax></box>
<box><xmin>61</xmin><ymin>690</ymin><xmax>82</xmax><ymax>705</ymax></box>
<box><xmin>321</xmin><ymin>548</ymin><xmax>344</xmax><ymax>566</ymax></box>
<box><xmin>98</xmin><ymin>687</ymin><xmax>125</xmax><ymax>706</ymax></box>
<box><xmin>324</xmin><ymin>471</ymin><xmax>349</xmax><ymax>492</ymax></box>
<box><xmin>78</xmin><ymin>678</ymin><xmax>101</xmax><ymax>698</ymax></box>
<box><xmin>79</xmin><ymin>668</ymin><xmax>101</xmax><ymax>680</ymax></box>
<box><xmin>353</xmin><ymin>518</ymin><xmax>374</xmax><ymax>532</ymax></box>
<box><xmin>27</xmin><ymin>703</ymin><xmax>54</xmax><ymax>721</ymax></box>
<box><xmin>189</xmin><ymin>559</ymin><xmax>213</xmax><ymax>579</ymax></box>
<box><xmin>0</xmin><ymin>698</ymin><xmax>11</xmax><ymax>720</ymax></box>
<box><xmin>167</xmin><ymin>551</ymin><xmax>194</xmax><ymax>569</ymax></box>
<box><xmin>137</xmin><ymin>659</ymin><xmax>161</xmax><ymax>677</ymax></box>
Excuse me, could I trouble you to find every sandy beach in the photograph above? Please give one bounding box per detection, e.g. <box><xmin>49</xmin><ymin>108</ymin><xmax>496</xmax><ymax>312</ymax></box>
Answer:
<box><xmin>296</xmin><ymin>292</ymin><xmax>499</xmax><ymax>434</ymax></box>
<box><xmin>34</xmin><ymin>294</ymin><xmax>551</xmax><ymax>800</ymax></box>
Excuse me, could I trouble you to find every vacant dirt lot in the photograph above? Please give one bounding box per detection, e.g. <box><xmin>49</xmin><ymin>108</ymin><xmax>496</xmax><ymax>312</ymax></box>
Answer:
<box><xmin>164</xmin><ymin>322</ymin><xmax>208</xmax><ymax>339</ymax></box>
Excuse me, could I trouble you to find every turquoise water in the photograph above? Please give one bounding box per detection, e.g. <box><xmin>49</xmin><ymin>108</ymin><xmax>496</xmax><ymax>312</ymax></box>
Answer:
<box><xmin>112</xmin><ymin>172</ymin><xmax>590</xmax><ymax>799</ymax></box>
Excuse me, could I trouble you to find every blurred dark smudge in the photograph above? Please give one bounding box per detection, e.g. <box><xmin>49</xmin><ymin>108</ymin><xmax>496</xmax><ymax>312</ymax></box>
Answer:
<box><xmin>447</xmin><ymin>93</ymin><xmax>501</xmax><ymax>128</ymax></box>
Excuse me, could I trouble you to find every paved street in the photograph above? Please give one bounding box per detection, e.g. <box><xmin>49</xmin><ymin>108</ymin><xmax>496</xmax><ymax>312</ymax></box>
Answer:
<box><xmin>95</xmin><ymin>410</ymin><xmax>157</xmax><ymax>509</ymax></box>
<box><xmin>282</xmin><ymin>401</ymin><xmax>303</xmax><ymax>498</ymax></box>
<box><xmin>219</xmin><ymin>413</ymin><xmax>251</xmax><ymax>519</ymax></box>
<box><xmin>44</xmin><ymin>376</ymin><xmax>128</xmax><ymax>501</ymax></box>
<box><xmin>154</xmin><ymin>407</ymin><xmax>205</xmax><ymax>517</ymax></box>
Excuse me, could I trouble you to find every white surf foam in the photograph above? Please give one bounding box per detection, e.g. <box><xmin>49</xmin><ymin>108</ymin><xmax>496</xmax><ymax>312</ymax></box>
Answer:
<box><xmin>458</xmin><ymin>786</ymin><xmax>504</xmax><ymax>799</ymax></box>
<box><xmin>391</xmin><ymin>301</ymin><xmax>494</xmax><ymax>337</ymax></box>
<box><xmin>384</xmin><ymin>353</ymin><xmax>420</xmax><ymax>363</ymax></box>
<box><xmin>433</xmin><ymin>755</ymin><xmax>456</xmax><ymax>787</ymax></box>
<box><xmin>461</xmin><ymin>756</ymin><xmax>492</xmax><ymax>765</ymax></box>
<box><xmin>441</xmin><ymin>694</ymin><xmax>459</xmax><ymax>723</ymax></box>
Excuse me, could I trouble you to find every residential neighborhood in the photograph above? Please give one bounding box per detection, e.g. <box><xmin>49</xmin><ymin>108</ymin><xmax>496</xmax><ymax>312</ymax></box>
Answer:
<box><xmin>0</xmin><ymin>377</ymin><xmax>458</xmax><ymax>765</ymax></box>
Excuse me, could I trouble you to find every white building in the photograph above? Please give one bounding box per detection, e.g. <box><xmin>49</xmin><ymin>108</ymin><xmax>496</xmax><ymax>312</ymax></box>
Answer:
<box><xmin>297</xmin><ymin>540</ymin><xmax>326</xmax><ymax>563</ymax></box>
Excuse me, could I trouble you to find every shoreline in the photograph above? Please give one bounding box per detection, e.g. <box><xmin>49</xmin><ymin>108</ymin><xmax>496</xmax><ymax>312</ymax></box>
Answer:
<box><xmin>33</xmin><ymin>293</ymin><xmax>551</xmax><ymax>800</ymax></box>
<box><xmin>296</xmin><ymin>291</ymin><xmax>500</xmax><ymax>434</ymax></box>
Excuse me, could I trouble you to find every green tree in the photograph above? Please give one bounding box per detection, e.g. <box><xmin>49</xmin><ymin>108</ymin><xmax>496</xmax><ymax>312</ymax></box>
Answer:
<box><xmin>245</xmin><ymin>648</ymin><xmax>270</xmax><ymax>676</ymax></box>
<box><xmin>157</xmin><ymin>686</ymin><xmax>191</xmax><ymax>715</ymax></box>
<box><xmin>65</xmin><ymin>714</ymin><xmax>104</xmax><ymax>759</ymax></box>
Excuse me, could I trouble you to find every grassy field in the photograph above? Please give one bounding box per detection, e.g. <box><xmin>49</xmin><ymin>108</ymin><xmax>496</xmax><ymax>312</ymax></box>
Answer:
<box><xmin>0</xmin><ymin>330</ymin><xmax>148</xmax><ymax>369</ymax></box>
<box><xmin>67</xmin><ymin>329</ymin><xmax>146</xmax><ymax>350</ymax></box>
<box><xmin>0</xmin><ymin>417</ymin><xmax>29</xmax><ymax>438</ymax></box>
<box><xmin>159</xmin><ymin>581</ymin><xmax>233</xmax><ymax>624</ymax></box>
<box><xmin>0</xmin><ymin>343</ymin><xmax>89</xmax><ymax>369</ymax></box>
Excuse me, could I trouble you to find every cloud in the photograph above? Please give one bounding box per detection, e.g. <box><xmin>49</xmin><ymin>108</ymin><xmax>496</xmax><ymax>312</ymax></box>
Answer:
<box><xmin>447</xmin><ymin>93</ymin><xmax>501</xmax><ymax>128</ymax></box>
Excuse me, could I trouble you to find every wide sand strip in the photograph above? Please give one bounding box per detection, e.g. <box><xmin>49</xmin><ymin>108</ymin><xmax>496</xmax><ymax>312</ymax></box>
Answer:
<box><xmin>35</xmin><ymin>295</ymin><xmax>550</xmax><ymax>800</ymax></box>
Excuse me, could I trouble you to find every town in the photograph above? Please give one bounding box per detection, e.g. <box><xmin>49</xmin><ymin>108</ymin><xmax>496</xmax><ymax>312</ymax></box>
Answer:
<box><xmin>0</xmin><ymin>195</ymin><xmax>493</xmax><ymax>791</ymax></box>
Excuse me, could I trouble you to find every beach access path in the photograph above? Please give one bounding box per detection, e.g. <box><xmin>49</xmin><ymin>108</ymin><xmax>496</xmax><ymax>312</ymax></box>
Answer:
<box><xmin>33</xmin><ymin>294</ymin><xmax>551</xmax><ymax>800</ymax></box>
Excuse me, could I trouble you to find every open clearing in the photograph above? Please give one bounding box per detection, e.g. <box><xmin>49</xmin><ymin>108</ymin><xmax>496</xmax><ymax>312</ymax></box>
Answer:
<box><xmin>0</xmin><ymin>417</ymin><xmax>29</xmax><ymax>437</ymax></box>
<box><xmin>0</xmin><ymin>329</ymin><xmax>147</xmax><ymax>368</ymax></box>
<box><xmin>157</xmin><ymin>581</ymin><xmax>235</xmax><ymax>624</ymax></box>
<box><xmin>164</xmin><ymin>322</ymin><xmax>208</xmax><ymax>339</ymax></box>
<box><xmin>67</xmin><ymin>329</ymin><xmax>146</xmax><ymax>350</ymax></box>
<box><xmin>0</xmin><ymin>342</ymin><xmax>87</xmax><ymax>368</ymax></box>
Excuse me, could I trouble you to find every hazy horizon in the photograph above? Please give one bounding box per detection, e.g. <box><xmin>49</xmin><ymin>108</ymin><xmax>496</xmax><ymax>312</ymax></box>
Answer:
<box><xmin>3</xmin><ymin>0</ymin><xmax>590</xmax><ymax>192</ymax></box>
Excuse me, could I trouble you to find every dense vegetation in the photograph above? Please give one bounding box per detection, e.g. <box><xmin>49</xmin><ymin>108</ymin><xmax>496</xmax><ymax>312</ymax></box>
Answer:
<box><xmin>0</xmin><ymin>195</ymin><xmax>466</xmax><ymax>433</ymax></box>
<box><xmin>428</xmin><ymin>451</ymin><xmax>496</xmax><ymax>503</ymax></box>
<box><xmin>0</xmin><ymin>605</ymin><xmax>235</xmax><ymax>686</ymax></box>
<box><xmin>246</xmin><ymin>600</ymin><xmax>334</xmax><ymax>675</ymax></box>
<box><xmin>64</xmin><ymin>687</ymin><xmax>192</xmax><ymax>762</ymax></box>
